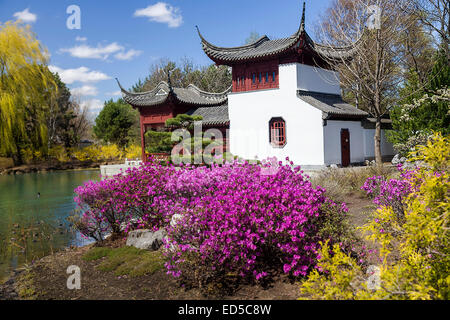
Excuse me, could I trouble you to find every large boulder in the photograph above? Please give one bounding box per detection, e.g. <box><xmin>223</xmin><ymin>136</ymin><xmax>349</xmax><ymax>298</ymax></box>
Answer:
<box><xmin>126</xmin><ymin>229</ymin><xmax>166</xmax><ymax>251</ymax></box>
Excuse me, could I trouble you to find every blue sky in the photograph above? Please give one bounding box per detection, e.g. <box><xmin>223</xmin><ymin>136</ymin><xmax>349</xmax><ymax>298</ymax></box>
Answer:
<box><xmin>0</xmin><ymin>0</ymin><xmax>332</xmax><ymax>117</ymax></box>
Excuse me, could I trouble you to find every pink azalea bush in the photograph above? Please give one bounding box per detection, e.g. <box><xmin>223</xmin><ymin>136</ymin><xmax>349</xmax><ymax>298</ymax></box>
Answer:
<box><xmin>361</xmin><ymin>165</ymin><xmax>417</xmax><ymax>221</ymax></box>
<box><xmin>164</xmin><ymin>159</ymin><xmax>349</xmax><ymax>283</ymax></box>
<box><xmin>74</xmin><ymin>157</ymin><xmax>350</xmax><ymax>283</ymax></box>
<box><xmin>74</xmin><ymin>160</ymin><xmax>177</xmax><ymax>238</ymax></box>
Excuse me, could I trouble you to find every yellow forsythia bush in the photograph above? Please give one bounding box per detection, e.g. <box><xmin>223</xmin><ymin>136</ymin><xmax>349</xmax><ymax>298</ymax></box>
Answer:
<box><xmin>299</xmin><ymin>241</ymin><xmax>368</xmax><ymax>300</ymax></box>
<box><xmin>100</xmin><ymin>144</ymin><xmax>123</xmax><ymax>160</ymax></box>
<box><xmin>124</xmin><ymin>145</ymin><xmax>141</xmax><ymax>160</ymax></box>
<box><xmin>48</xmin><ymin>145</ymin><xmax>70</xmax><ymax>162</ymax></box>
<box><xmin>299</xmin><ymin>132</ymin><xmax>449</xmax><ymax>300</ymax></box>
<box><xmin>73</xmin><ymin>144</ymin><xmax>125</xmax><ymax>162</ymax></box>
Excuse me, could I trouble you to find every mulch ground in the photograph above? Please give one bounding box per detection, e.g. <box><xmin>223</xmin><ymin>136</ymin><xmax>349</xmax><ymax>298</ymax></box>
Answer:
<box><xmin>1</xmin><ymin>193</ymin><xmax>375</xmax><ymax>300</ymax></box>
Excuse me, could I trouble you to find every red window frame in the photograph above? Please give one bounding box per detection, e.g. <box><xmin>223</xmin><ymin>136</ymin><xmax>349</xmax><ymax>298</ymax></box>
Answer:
<box><xmin>269</xmin><ymin>118</ymin><xmax>286</xmax><ymax>147</ymax></box>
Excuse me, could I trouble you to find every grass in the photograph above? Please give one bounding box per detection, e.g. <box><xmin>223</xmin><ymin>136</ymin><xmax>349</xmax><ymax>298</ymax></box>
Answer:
<box><xmin>83</xmin><ymin>246</ymin><xmax>165</xmax><ymax>277</ymax></box>
<box><xmin>311</xmin><ymin>165</ymin><xmax>398</xmax><ymax>202</ymax></box>
<box><xmin>15</xmin><ymin>269</ymin><xmax>39</xmax><ymax>300</ymax></box>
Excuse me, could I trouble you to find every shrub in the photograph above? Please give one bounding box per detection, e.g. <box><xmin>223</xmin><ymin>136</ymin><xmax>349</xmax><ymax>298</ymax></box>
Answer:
<box><xmin>299</xmin><ymin>240</ymin><xmax>367</xmax><ymax>300</ymax></box>
<box><xmin>124</xmin><ymin>145</ymin><xmax>141</xmax><ymax>160</ymax></box>
<box><xmin>72</xmin><ymin>144</ymin><xmax>124</xmax><ymax>162</ymax></box>
<box><xmin>299</xmin><ymin>132</ymin><xmax>449</xmax><ymax>300</ymax></box>
<box><xmin>74</xmin><ymin>156</ymin><xmax>353</xmax><ymax>289</ymax></box>
<box><xmin>163</xmin><ymin>159</ymin><xmax>349</xmax><ymax>287</ymax></box>
<box><xmin>311</xmin><ymin>166</ymin><xmax>397</xmax><ymax>202</ymax></box>
<box><xmin>361</xmin><ymin>169</ymin><xmax>416</xmax><ymax>223</ymax></box>
<box><xmin>74</xmin><ymin>158</ymin><xmax>177</xmax><ymax>239</ymax></box>
<box><xmin>48</xmin><ymin>145</ymin><xmax>69</xmax><ymax>162</ymax></box>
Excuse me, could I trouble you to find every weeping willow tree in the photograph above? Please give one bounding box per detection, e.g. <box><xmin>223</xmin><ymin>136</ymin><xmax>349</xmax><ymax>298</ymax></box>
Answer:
<box><xmin>0</xmin><ymin>21</ymin><xmax>57</xmax><ymax>165</ymax></box>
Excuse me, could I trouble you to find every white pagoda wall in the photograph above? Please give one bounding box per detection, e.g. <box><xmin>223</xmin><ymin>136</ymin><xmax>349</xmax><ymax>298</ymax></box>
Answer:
<box><xmin>296</xmin><ymin>64</ymin><xmax>341</xmax><ymax>95</ymax></box>
<box><xmin>323</xmin><ymin>120</ymin><xmax>366</xmax><ymax>165</ymax></box>
<box><xmin>324</xmin><ymin>120</ymin><xmax>395</xmax><ymax>165</ymax></box>
<box><xmin>228</xmin><ymin>63</ymin><xmax>325</xmax><ymax>166</ymax></box>
<box><xmin>363</xmin><ymin>129</ymin><xmax>395</xmax><ymax>160</ymax></box>
<box><xmin>228</xmin><ymin>63</ymin><xmax>395</xmax><ymax>166</ymax></box>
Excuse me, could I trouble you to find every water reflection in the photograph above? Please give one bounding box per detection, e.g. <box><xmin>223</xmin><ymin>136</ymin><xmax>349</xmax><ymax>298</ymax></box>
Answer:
<box><xmin>0</xmin><ymin>170</ymin><xmax>100</xmax><ymax>280</ymax></box>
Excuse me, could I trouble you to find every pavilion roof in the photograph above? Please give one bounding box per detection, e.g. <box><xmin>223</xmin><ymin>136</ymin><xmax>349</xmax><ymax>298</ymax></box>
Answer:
<box><xmin>297</xmin><ymin>90</ymin><xmax>368</xmax><ymax>119</ymax></box>
<box><xmin>197</xmin><ymin>2</ymin><xmax>360</xmax><ymax>65</ymax></box>
<box><xmin>117</xmin><ymin>80</ymin><xmax>231</xmax><ymax>108</ymax></box>
<box><xmin>187</xmin><ymin>104</ymin><xmax>230</xmax><ymax>126</ymax></box>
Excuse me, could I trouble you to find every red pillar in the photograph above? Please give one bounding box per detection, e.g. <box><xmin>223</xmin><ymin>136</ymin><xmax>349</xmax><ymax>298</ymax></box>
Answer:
<box><xmin>140</xmin><ymin>114</ymin><xmax>146</xmax><ymax>162</ymax></box>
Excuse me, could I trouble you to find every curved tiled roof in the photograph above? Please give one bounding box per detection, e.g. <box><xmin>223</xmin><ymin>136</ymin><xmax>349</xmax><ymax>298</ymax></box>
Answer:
<box><xmin>187</xmin><ymin>104</ymin><xmax>230</xmax><ymax>126</ymax></box>
<box><xmin>197</xmin><ymin>3</ymin><xmax>360</xmax><ymax>64</ymax></box>
<box><xmin>297</xmin><ymin>90</ymin><xmax>368</xmax><ymax>119</ymax></box>
<box><xmin>117</xmin><ymin>79</ymin><xmax>231</xmax><ymax>108</ymax></box>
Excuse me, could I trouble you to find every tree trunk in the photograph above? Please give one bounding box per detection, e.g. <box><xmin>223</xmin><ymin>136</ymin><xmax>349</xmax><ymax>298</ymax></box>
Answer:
<box><xmin>374</xmin><ymin>116</ymin><xmax>383</xmax><ymax>166</ymax></box>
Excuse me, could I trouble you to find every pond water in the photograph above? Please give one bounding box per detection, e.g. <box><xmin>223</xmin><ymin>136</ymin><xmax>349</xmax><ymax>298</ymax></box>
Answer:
<box><xmin>0</xmin><ymin>170</ymin><xmax>100</xmax><ymax>280</ymax></box>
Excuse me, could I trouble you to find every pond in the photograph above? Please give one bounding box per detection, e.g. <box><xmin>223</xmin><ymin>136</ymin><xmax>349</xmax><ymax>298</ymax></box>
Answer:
<box><xmin>0</xmin><ymin>169</ymin><xmax>100</xmax><ymax>281</ymax></box>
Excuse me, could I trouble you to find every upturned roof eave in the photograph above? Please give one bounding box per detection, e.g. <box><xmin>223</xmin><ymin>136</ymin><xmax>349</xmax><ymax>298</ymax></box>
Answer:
<box><xmin>117</xmin><ymin>78</ymin><xmax>231</xmax><ymax>108</ymax></box>
<box><xmin>197</xmin><ymin>2</ymin><xmax>360</xmax><ymax>64</ymax></box>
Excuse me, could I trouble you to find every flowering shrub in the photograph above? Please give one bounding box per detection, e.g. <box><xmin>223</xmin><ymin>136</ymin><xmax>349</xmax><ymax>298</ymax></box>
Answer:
<box><xmin>162</xmin><ymin>159</ymin><xmax>351</xmax><ymax>285</ymax></box>
<box><xmin>74</xmin><ymin>161</ymin><xmax>176</xmax><ymax>239</ymax></box>
<box><xmin>73</xmin><ymin>156</ymin><xmax>351</xmax><ymax>287</ymax></box>
<box><xmin>361</xmin><ymin>168</ymin><xmax>416</xmax><ymax>223</ymax></box>
<box><xmin>299</xmin><ymin>132</ymin><xmax>449</xmax><ymax>300</ymax></box>
<box><xmin>299</xmin><ymin>240</ymin><xmax>367</xmax><ymax>300</ymax></box>
<box><xmin>72</xmin><ymin>144</ymin><xmax>124</xmax><ymax>162</ymax></box>
<box><xmin>124</xmin><ymin>145</ymin><xmax>142</xmax><ymax>160</ymax></box>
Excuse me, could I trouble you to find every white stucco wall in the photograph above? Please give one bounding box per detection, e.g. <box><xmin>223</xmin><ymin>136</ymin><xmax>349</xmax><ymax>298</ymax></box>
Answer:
<box><xmin>364</xmin><ymin>129</ymin><xmax>395</xmax><ymax>159</ymax></box>
<box><xmin>228</xmin><ymin>63</ymin><xmax>394</xmax><ymax>166</ymax></box>
<box><xmin>297</xmin><ymin>64</ymin><xmax>341</xmax><ymax>95</ymax></box>
<box><xmin>323</xmin><ymin>120</ymin><xmax>365</xmax><ymax>165</ymax></box>
<box><xmin>228</xmin><ymin>63</ymin><xmax>325</xmax><ymax>166</ymax></box>
<box><xmin>324</xmin><ymin>121</ymin><xmax>395</xmax><ymax>165</ymax></box>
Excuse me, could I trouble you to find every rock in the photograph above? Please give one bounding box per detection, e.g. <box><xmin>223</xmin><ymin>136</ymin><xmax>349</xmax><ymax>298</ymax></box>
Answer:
<box><xmin>392</xmin><ymin>154</ymin><xmax>407</xmax><ymax>166</ymax></box>
<box><xmin>126</xmin><ymin>229</ymin><xmax>166</xmax><ymax>251</ymax></box>
<box><xmin>330</xmin><ymin>164</ymin><xmax>338</xmax><ymax>169</ymax></box>
<box><xmin>120</xmin><ymin>218</ymin><xmax>138</xmax><ymax>232</ymax></box>
<box><xmin>391</xmin><ymin>154</ymin><xmax>401</xmax><ymax>165</ymax></box>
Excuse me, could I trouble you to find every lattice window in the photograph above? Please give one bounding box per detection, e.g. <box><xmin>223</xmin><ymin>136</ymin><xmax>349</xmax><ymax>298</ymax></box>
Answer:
<box><xmin>269</xmin><ymin>118</ymin><xmax>286</xmax><ymax>147</ymax></box>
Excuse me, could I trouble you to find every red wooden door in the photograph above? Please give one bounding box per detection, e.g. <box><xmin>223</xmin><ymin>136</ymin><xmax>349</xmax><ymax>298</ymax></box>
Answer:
<box><xmin>341</xmin><ymin>129</ymin><xmax>350</xmax><ymax>167</ymax></box>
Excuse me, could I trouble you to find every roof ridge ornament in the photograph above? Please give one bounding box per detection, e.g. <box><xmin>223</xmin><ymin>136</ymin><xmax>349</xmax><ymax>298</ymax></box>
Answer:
<box><xmin>167</xmin><ymin>69</ymin><xmax>174</xmax><ymax>94</ymax></box>
<box><xmin>301</xmin><ymin>2</ymin><xmax>306</xmax><ymax>31</ymax></box>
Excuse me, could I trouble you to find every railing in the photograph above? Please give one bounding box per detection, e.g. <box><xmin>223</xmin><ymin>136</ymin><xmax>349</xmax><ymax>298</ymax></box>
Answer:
<box><xmin>144</xmin><ymin>153</ymin><xmax>171</xmax><ymax>163</ymax></box>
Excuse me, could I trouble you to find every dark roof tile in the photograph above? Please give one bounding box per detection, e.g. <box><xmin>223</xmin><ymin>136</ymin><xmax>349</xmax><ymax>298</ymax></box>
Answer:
<box><xmin>117</xmin><ymin>80</ymin><xmax>231</xmax><ymax>107</ymax></box>
<box><xmin>187</xmin><ymin>104</ymin><xmax>229</xmax><ymax>126</ymax></box>
<box><xmin>297</xmin><ymin>90</ymin><xmax>368</xmax><ymax>118</ymax></box>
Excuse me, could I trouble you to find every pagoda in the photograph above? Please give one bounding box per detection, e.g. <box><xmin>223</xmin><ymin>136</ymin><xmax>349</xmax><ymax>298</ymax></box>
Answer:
<box><xmin>195</xmin><ymin>2</ymin><xmax>394</xmax><ymax>167</ymax></box>
<box><xmin>117</xmin><ymin>78</ymin><xmax>231</xmax><ymax>162</ymax></box>
<box><xmin>118</xmin><ymin>2</ymin><xmax>394</xmax><ymax>167</ymax></box>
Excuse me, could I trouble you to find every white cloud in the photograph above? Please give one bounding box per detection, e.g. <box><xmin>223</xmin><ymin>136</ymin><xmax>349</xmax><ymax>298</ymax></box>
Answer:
<box><xmin>13</xmin><ymin>8</ymin><xmax>37</xmax><ymax>23</ymax></box>
<box><xmin>71</xmin><ymin>85</ymin><xmax>98</xmax><ymax>97</ymax></box>
<box><xmin>60</xmin><ymin>42</ymin><xmax>123</xmax><ymax>60</ymax></box>
<box><xmin>107</xmin><ymin>90</ymin><xmax>122</xmax><ymax>96</ymax></box>
<box><xmin>75</xmin><ymin>36</ymin><xmax>87</xmax><ymax>42</ymax></box>
<box><xmin>81</xmin><ymin>99</ymin><xmax>104</xmax><ymax>111</ymax></box>
<box><xmin>49</xmin><ymin>65</ymin><xmax>111</xmax><ymax>84</ymax></box>
<box><xmin>59</xmin><ymin>41</ymin><xmax>142</xmax><ymax>61</ymax></box>
<box><xmin>134</xmin><ymin>2</ymin><xmax>183</xmax><ymax>28</ymax></box>
<box><xmin>82</xmin><ymin>99</ymin><xmax>105</xmax><ymax>118</ymax></box>
<box><xmin>114</xmin><ymin>49</ymin><xmax>142</xmax><ymax>61</ymax></box>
